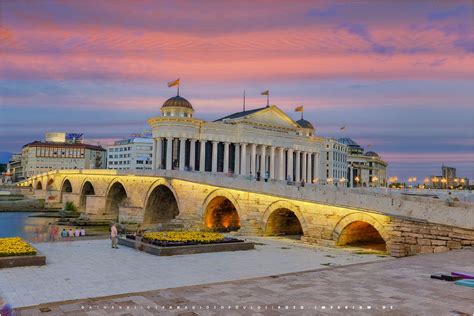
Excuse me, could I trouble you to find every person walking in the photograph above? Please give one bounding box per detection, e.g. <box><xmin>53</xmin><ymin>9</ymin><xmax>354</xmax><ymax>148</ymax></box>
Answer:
<box><xmin>110</xmin><ymin>223</ymin><xmax>118</xmax><ymax>249</ymax></box>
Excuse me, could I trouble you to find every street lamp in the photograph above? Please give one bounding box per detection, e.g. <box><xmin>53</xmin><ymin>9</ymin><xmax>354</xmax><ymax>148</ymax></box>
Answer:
<box><xmin>441</xmin><ymin>178</ymin><xmax>447</xmax><ymax>189</ymax></box>
<box><xmin>354</xmin><ymin>176</ymin><xmax>360</xmax><ymax>187</ymax></box>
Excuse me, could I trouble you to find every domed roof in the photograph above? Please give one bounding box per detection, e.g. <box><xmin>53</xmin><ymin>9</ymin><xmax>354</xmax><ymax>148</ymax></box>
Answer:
<box><xmin>162</xmin><ymin>96</ymin><xmax>193</xmax><ymax>110</ymax></box>
<box><xmin>296</xmin><ymin>119</ymin><xmax>314</xmax><ymax>129</ymax></box>
<box><xmin>365</xmin><ymin>151</ymin><xmax>379</xmax><ymax>157</ymax></box>
<box><xmin>337</xmin><ymin>137</ymin><xmax>359</xmax><ymax>147</ymax></box>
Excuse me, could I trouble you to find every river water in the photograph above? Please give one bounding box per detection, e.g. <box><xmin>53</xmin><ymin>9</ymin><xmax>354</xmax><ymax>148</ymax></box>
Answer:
<box><xmin>0</xmin><ymin>211</ymin><xmax>108</xmax><ymax>242</ymax></box>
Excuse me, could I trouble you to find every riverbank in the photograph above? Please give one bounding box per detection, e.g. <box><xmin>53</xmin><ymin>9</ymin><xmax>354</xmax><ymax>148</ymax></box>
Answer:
<box><xmin>0</xmin><ymin>198</ymin><xmax>47</xmax><ymax>212</ymax></box>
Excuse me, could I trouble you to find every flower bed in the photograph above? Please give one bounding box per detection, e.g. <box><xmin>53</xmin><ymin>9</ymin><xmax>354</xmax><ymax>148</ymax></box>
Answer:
<box><xmin>133</xmin><ymin>231</ymin><xmax>243</xmax><ymax>247</ymax></box>
<box><xmin>0</xmin><ymin>237</ymin><xmax>37</xmax><ymax>257</ymax></box>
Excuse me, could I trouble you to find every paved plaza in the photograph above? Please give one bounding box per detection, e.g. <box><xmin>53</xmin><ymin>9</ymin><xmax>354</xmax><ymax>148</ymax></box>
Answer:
<box><xmin>14</xmin><ymin>247</ymin><xmax>474</xmax><ymax>315</ymax></box>
<box><xmin>0</xmin><ymin>237</ymin><xmax>388</xmax><ymax>309</ymax></box>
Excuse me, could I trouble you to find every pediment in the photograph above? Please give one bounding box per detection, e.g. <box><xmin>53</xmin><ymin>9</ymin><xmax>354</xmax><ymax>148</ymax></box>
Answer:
<box><xmin>238</xmin><ymin>106</ymin><xmax>300</xmax><ymax>129</ymax></box>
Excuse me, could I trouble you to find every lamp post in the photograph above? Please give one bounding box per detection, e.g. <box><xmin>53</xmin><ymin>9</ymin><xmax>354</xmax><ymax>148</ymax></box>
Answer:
<box><xmin>441</xmin><ymin>178</ymin><xmax>447</xmax><ymax>189</ymax></box>
<box><xmin>354</xmin><ymin>176</ymin><xmax>360</xmax><ymax>187</ymax></box>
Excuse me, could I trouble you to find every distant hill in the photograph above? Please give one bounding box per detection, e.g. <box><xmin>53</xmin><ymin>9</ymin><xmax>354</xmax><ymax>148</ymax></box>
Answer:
<box><xmin>0</xmin><ymin>152</ymin><xmax>12</xmax><ymax>164</ymax></box>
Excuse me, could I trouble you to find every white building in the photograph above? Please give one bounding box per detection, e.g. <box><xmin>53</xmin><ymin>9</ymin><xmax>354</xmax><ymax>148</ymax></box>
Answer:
<box><xmin>147</xmin><ymin>94</ymin><xmax>347</xmax><ymax>184</ymax></box>
<box><xmin>21</xmin><ymin>140</ymin><xmax>106</xmax><ymax>178</ymax></box>
<box><xmin>338</xmin><ymin>138</ymin><xmax>388</xmax><ymax>187</ymax></box>
<box><xmin>320</xmin><ymin>139</ymin><xmax>348</xmax><ymax>186</ymax></box>
<box><xmin>107</xmin><ymin>137</ymin><xmax>153</xmax><ymax>171</ymax></box>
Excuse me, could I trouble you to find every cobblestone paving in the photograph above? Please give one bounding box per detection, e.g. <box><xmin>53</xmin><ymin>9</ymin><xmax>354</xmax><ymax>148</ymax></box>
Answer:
<box><xmin>15</xmin><ymin>248</ymin><xmax>474</xmax><ymax>315</ymax></box>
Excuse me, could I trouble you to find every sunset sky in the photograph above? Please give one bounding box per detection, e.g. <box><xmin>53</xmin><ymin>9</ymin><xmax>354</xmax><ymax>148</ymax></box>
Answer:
<box><xmin>1</xmin><ymin>1</ymin><xmax>473</xmax><ymax>181</ymax></box>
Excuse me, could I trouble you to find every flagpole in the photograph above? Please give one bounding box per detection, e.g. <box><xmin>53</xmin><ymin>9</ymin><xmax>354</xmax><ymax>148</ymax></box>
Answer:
<box><xmin>266</xmin><ymin>93</ymin><xmax>269</xmax><ymax>107</ymax></box>
<box><xmin>177</xmin><ymin>84</ymin><xmax>180</xmax><ymax>96</ymax></box>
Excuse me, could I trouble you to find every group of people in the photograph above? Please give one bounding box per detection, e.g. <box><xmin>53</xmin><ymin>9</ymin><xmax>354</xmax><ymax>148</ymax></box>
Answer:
<box><xmin>48</xmin><ymin>226</ymin><xmax>86</xmax><ymax>241</ymax></box>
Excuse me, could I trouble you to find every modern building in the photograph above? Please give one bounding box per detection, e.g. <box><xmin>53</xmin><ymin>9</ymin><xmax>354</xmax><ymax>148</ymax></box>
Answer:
<box><xmin>107</xmin><ymin>137</ymin><xmax>153</xmax><ymax>171</ymax></box>
<box><xmin>147</xmin><ymin>94</ymin><xmax>349</xmax><ymax>184</ymax></box>
<box><xmin>338</xmin><ymin>138</ymin><xmax>388</xmax><ymax>187</ymax></box>
<box><xmin>428</xmin><ymin>166</ymin><xmax>469</xmax><ymax>189</ymax></box>
<box><xmin>21</xmin><ymin>133</ymin><xmax>106</xmax><ymax>178</ymax></box>
<box><xmin>6</xmin><ymin>153</ymin><xmax>24</xmax><ymax>182</ymax></box>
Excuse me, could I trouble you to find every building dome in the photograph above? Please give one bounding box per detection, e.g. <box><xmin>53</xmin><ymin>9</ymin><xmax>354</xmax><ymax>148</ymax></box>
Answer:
<box><xmin>338</xmin><ymin>137</ymin><xmax>364</xmax><ymax>155</ymax></box>
<box><xmin>162</xmin><ymin>96</ymin><xmax>193</xmax><ymax>110</ymax></box>
<box><xmin>296</xmin><ymin>119</ymin><xmax>314</xmax><ymax>129</ymax></box>
<box><xmin>365</xmin><ymin>151</ymin><xmax>379</xmax><ymax>157</ymax></box>
<box><xmin>338</xmin><ymin>137</ymin><xmax>359</xmax><ymax>147</ymax></box>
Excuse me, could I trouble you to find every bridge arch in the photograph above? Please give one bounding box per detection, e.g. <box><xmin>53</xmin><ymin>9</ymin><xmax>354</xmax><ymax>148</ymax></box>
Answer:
<box><xmin>36</xmin><ymin>181</ymin><xmax>43</xmax><ymax>190</ymax></box>
<box><xmin>143</xmin><ymin>180</ymin><xmax>180</xmax><ymax>225</ymax></box>
<box><xmin>104</xmin><ymin>180</ymin><xmax>128</xmax><ymax>220</ymax></box>
<box><xmin>46</xmin><ymin>178</ymin><xmax>55</xmax><ymax>190</ymax></box>
<box><xmin>79</xmin><ymin>180</ymin><xmax>95</xmax><ymax>211</ymax></box>
<box><xmin>262</xmin><ymin>200</ymin><xmax>308</xmax><ymax>237</ymax></box>
<box><xmin>333</xmin><ymin>212</ymin><xmax>389</xmax><ymax>252</ymax></box>
<box><xmin>202</xmin><ymin>189</ymin><xmax>241</xmax><ymax>232</ymax></box>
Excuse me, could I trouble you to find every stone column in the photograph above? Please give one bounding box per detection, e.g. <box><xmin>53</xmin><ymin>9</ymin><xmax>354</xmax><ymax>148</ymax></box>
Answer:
<box><xmin>295</xmin><ymin>150</ymin><xmax>301</xmax><ymax>182</ymax></box>
<box><xmin>152</xmin><ymin>138</ymin><xmax>157</xmax><ymax>170</ymax></box>
<box><xmin>278</xmin><ymin>147</ymin><xmax>285</xmax><ymax>180</ymax></box>
<box><xmin>189</xmin><ymin>139</ymin><xmax>196</xmax><ymax>171</ymax></box>
<box><xmin>166</xmin><ymin>137</ymin><xmax>173</xmax><ymax>170</ymax></box>
<box><xmin>199</xmin><ymin>140</ymin><xmax>206</xmax><ymax>172</ymax></box>
<box><xmin>287</xmin><ymin>149</ymin><xmax>294</xmax><ymax>180</ymax></box>
<box><xmin>307</xmin><ymin>152</ymin><xmax>312</xmax><ymax>183</ymax></box>
<box><xmin>250</xmin><ymin>143</ymin><xmax>257</xmax><ymax>177</ymax></box>
<box><xmin>223</xmin><ymin>142</ymin><xmax>230</xmax><ymax>173</ymax></box>
<box><xmin>301</xmin><ymin>151</ymin><xmax>307</xmax><ymax>182</ymax></box>
<box><xmin>240</xmin><ymin>143</ymin><xmax>247</xmax><ymax>175</ymax></box>
<box><xmin>179</xmin><ymin>138</ymin><xmax>186</xmax><ymax>171</ymax></box>
<box><xmin>350</xmin><ymin>166</ymin><xmax>354</xmax><ymax>188</ymax></box>
<box><xmin>156</xmin><ymin>138</ymin><xmax>162</xmax><ymax>169</ymax></box>
<box><xmin>260</xmin><ymin>145</ymin><xmax>266</xmax><ymax>179</ymax></box>
<box><xmin>211</xmin><ymin>141</ymin><xmax>218</xmax><ymax>172</ymax></box>
<box><xmin>314</xmin><ymin>152</ymin><xmax>320</xmax><ymax>180</ymax></box>
<box><xmin>234</xmin><ymin>143</ymin><xmax>240</xmax><ymax>175</ymax></box>
<box><xmin>269</xmin><ymin>146</ymin><xmax>275</xmax><ymax>179</ymax></box>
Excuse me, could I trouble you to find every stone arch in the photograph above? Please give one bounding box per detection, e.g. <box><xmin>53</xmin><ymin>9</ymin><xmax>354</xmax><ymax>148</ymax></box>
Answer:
<box><xmin>202</xmin><ymin>189</ymin><xmax>242</xmax><ymax>232</ymax></box>
<box><xmin>143</xmin><ymin>181</ymin><xmax>180</xmax><ymax>225</ymax></box>
<box><xmin>36</xmin><ymin>181</ymin><xmax>43</xmax><ymax>190</ymax></box>
<box><xmin>333</xmin><ymin>212</ymin><xmax>389</xmax><ymax>252</ymax></box>
<box><xmin>262</xmin><ymin>200</ymin><xmax>308</xmax><ymax>237</ymax></box>
<box><xmin>79</xmin><ymin>180</ymin><xmax>95</xmax><ymax>211</ymax></box>
<box><xmin>61</xmin><ymin>179</ymin><xmax>73</xmax><ymax>193</ymax></box>
<box><xmin>104</xmin><ymin>181</ymin><xmax>128</xmax><ymax>220</ymax></box>
<box><xmin>46</xmin><ymin>178</ymin><xmax>54</xmax><ymax>190</ymax></box>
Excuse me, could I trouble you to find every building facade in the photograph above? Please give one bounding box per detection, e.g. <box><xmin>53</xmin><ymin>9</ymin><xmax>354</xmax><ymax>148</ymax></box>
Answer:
<box><xmin>21</xmin><ymin>139</ymin><xmax>106</xmax><ymax>178</ymax></box>
<box><xmin>320</xmin><ymin>139</ymin><xmax>348</xmax><ymax>185</ymax></box>
<box><xmin>107</xmin><ymin>137</ymin><xmax>153</xmax><ymax>171</ymax></box>
<box><xmin>147</xmin><ymin>94</ymin><xmax>349</xmax><ymax>184</ymax></box>
<box><xmin>7</xmin><ymin>153</ymin><xmax>23</xmax><ymax>182</ymax></box>
<box><xmin>338</xmin><ymin>138</ymin><xmax>388</xmax><ymax>187</ymax></box>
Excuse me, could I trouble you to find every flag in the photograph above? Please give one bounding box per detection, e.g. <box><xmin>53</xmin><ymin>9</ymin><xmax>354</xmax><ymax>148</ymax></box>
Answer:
<box><xmin>340</xmin><ymin>126</ymin><xmax>346</xmax><ymax>130</ymax></box>
<box><xmin>167</xmin><ymin>78</ymin><xmax>180</xmax><ymax>87</ymax></box>
<box><xmin>295</xmin><ymin>106</ymin><xmax>304</xmax><ymax>112</ymax></box>
<box><xmin>261</xmin><ymin>90</ymin><xmax>269</xmax><ymax>96</ymax></box>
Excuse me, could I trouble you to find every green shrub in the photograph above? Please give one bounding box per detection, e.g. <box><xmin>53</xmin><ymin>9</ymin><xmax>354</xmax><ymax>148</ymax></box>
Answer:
<box><xmin>64</xmin><ymin>201</ymin><xmax>78</xmax><ymax>213</ymax></box>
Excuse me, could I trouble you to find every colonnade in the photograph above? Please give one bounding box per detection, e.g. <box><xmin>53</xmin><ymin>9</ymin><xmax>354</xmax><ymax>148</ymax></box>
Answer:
<box><xmin>152</xmin><ymin>138</ymin><xmax>320</xmax><ymax>182</ymax></box>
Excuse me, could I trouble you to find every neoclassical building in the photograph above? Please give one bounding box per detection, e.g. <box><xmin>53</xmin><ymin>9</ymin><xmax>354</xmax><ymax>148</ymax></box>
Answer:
<box><xmin>338</xmin><ymin>137</ymin><xmax>388</xmax><ymax>187</ymax></box>
<box><xmin>147</xmin><ymin>95</ymin><xmax>337</xmax><ymax>183</ymax></box>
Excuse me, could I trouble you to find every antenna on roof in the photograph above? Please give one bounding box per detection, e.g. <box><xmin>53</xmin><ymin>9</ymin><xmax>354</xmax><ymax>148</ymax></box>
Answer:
<box><xmin>243</xmin><ymin>90</ymin><xmax>246</xmax><ymax>112</ymax></box>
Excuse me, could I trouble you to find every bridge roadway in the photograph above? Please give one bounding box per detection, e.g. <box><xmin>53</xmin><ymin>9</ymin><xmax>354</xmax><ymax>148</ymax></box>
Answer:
<box><xmin>19</xmin><ymin>169</ymin><xmax>474</xmax><ymax>257</ymax></box>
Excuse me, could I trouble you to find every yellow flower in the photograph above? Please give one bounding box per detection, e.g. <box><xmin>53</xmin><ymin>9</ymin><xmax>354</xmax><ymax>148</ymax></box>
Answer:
<box><xmin>143</xmin><ymin>231</ymin><xmax>224</xmax><ymax>243</ymax></box>
<box><xmin>0</xmin><ymin>237</ymin><xmax>37</xmax><ymax>257</ymax></box>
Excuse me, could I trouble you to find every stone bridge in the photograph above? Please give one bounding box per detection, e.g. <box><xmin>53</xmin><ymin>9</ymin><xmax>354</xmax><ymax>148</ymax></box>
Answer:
<box><xmin>19</xmin><ymin>169</ymin><xmax>474</xmax><ymax>257</ymax></box>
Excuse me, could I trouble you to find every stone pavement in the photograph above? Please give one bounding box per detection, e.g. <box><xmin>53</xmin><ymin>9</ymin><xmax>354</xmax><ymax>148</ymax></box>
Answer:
<box><xmin>0</xmin><ymin>237</ymin><xmax>388</xmax><ymax>308</ymax></box>
<box><xmin>15</xmin><ymin>248</ymin><xmax>474</xmax><ymax>315</ymax></box>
